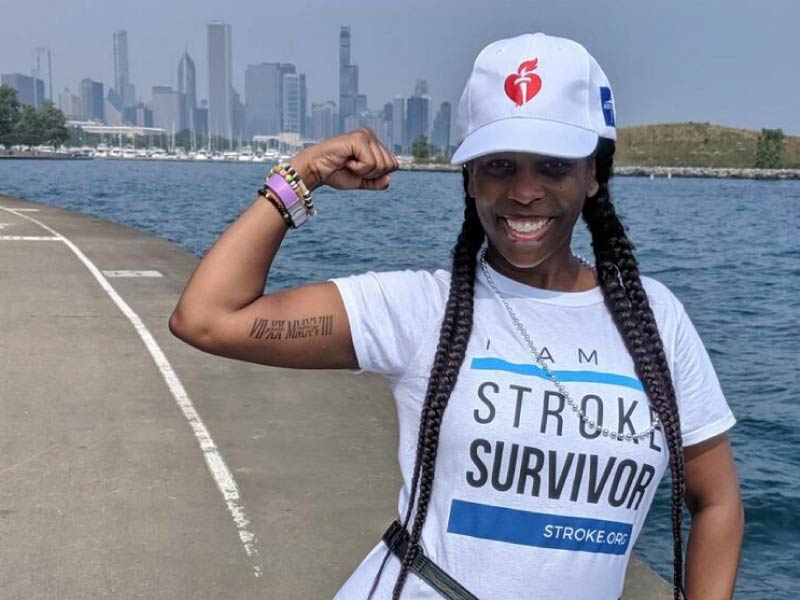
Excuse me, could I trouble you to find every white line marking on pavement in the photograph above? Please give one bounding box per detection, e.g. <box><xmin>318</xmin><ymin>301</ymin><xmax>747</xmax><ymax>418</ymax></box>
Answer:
<box><xmin>0</xmin><ymin>235</ymin><xmax>62</xmax><ymax>241</ymax></box>
<box><xmin>102</xmin><ymin>270</ymin><xmax>164</xmax><ymax>278</ymax></box>
<box><xmin>13</xmin><ymin>208</ymin><xmax>40</xmax><ymax>212</ymax></box>
<box><xmin>0</xmin><ymin>206</ymin><xmax>264</xmax><ymax>577</ymax></box>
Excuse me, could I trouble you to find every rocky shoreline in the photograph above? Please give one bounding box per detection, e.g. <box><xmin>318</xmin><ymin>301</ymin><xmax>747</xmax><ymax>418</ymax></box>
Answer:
<box><xmin>399</xmin><ymin>161</ymin><xmax>800</xmax><ymax>180</ymax></box>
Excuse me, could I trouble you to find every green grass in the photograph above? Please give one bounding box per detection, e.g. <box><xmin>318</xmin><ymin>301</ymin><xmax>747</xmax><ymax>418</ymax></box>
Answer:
<box><xmin>615</xmin><ymin>122</ymin><xmax>800</xmax><ymax>168</ymax></box>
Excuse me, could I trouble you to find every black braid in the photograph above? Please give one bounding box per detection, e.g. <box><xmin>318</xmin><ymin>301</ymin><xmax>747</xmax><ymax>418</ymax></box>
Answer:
<box><xmin>367</xmin><ymin>173</ymin><xmax>485</xmax><ymax>600</ymax></box>
<box><xmin>582</xmin><ymin>138</ymin><xmax>686</xmax><ymax>598</ymax></box>
<box><xmin>372</xmin><ymin>139</ymin><xmax>686</xmax><ymax>599</ymax></box>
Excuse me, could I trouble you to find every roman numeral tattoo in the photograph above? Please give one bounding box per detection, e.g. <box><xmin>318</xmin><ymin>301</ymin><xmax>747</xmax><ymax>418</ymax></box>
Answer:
<box><xmin>248</xmin><ymin>315</ymin><xmax>334</xmax><ymax>341</ymax></box>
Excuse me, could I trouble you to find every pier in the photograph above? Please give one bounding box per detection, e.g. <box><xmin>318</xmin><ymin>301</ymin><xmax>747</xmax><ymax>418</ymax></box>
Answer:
<box><xmin>0</xmin><ymin>193</ymin><xmax>672</xmax><ymax>598</ymax></box>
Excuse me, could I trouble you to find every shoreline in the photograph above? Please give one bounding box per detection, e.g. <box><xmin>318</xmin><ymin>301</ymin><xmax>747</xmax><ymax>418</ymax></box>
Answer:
<box><xmin>2</xmin><ymin>151</ymin><xmax>798</xmax><ymax>180</ymax></box>
<box><xmin>400</xmin><ymin>161</ymin><xmax>800</xmax><ymax>180</ymax></box>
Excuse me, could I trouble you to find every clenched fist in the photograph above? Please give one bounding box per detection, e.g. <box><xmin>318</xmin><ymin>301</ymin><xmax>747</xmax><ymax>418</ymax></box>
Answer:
<box><xmin>290</xmin><ymin>127</ymin><xmax>399</xmax><ymax>192</ymax></box>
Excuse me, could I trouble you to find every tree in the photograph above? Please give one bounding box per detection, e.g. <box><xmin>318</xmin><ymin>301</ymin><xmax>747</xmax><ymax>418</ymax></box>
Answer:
<box><xmin>0</xmin><ymin>84</ymin><xmax>21</xmax><ymax>145</ymax></box>
<box><xmin>39</xmin><ymin>101</ymin><xmax>69</xmax><ymax>146</ymax></box>
<box><xmin>13</xmin><ymin>106</ymin><xmax>45</xmax><ymax>146</ymax></box>
<box><xmin>411</xmin><ymin>134</ymin><xmax>430</xmax><ymax>160</ymax></box>
<box><xmin>755</xmin><ymin>128</ymin><xmax>784</xmax><ymax>169</ymax></box>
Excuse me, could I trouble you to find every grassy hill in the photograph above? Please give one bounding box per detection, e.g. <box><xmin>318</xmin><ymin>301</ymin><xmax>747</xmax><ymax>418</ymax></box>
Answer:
<box><xmin>615</xmin><ymin>122</ymin><xmax>800</xmax><ymax>168</ymax></box>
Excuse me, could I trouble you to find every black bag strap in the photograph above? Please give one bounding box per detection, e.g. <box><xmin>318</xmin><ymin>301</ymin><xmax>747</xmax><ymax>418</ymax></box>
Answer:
<box><xmin>381</xmin><ymin>520</ymin><xmax>480</xmax><ymax>600</ymax></box>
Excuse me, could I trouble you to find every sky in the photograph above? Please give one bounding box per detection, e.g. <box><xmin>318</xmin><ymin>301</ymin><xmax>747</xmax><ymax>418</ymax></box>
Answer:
<box><xmin>0</xmin><ymin>0</ymin><xmax>797</xmax><ymax>134</ymax></box>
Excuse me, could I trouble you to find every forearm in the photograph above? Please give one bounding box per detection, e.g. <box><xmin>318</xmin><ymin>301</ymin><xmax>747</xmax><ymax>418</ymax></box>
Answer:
<box><xmin>684</xmin><ymin>501</ymin><xmax>744</xmax><ymax>599</ymax></box>
<box><xmin>170</xmin><ymin>194</ymin><xmax>288</xmax><ymax>327</ymax></box>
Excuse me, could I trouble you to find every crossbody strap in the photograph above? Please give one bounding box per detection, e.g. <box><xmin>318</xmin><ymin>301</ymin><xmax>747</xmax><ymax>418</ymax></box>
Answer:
<box><xmin>381</xmin><ymin>520</ymin><xmax>480</xmax><ymax>600</ymax></box>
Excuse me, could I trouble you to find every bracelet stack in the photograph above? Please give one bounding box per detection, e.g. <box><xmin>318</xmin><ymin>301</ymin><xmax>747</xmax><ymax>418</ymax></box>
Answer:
<box><xmin>257</xmin><ymin>162</ymin><xmax>316</xmax><ymax>229</ymax></box>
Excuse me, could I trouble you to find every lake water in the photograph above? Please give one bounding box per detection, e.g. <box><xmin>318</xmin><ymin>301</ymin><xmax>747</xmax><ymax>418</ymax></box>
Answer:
<box><xmin>1</xmin><ymin>159</ymin><xmax>798</xmax><ymax>598</ymax></box>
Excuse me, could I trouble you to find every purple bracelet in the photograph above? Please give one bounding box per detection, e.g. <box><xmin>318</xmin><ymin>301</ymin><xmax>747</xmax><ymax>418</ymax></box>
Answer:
<box><xmin>265</xmin><ymin>173</ymin><xmax>307</xmax><ymax>228</ymax></box>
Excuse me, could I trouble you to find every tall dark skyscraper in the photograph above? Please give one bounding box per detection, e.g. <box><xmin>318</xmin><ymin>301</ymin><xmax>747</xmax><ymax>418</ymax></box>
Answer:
<box><xmin>113</xmin><ymin>30</ymin><xmax>135</xmax><ymax>107</ymax></box>
<box><xmin>178</xmin><ymin>50</ymin><xmax>197</xmax><ymax>132</ymax></box>
<box><xmin>80</xmin><ymin>78</ymin><xmax>104</xmax><ymax>122</ymax></box>
<box><xmin>338</xmin><ymin>26</ymin><xmax>359</xmax><ymax>134</ymax></box>
<box><xmin>207</xmin><ymin>22</ymin><xmax>233</xmax><ymax>142</ymax></box>
<box><xmin>432</xmin><ymin>101</ymin><xmax>452</xmax><ymax>155</ymax></box>
<box><xmin>392</xmin><ymin>95</ymin><xmax>405</xmax><ymax>153</ymax></box>
<box><xmin>298</xmin><ymin>73</ymin><xmax>308</xmax><ymax>138</ymax></box>
<box><xmin>406</xmin><ymin>82</ymin><xmax>431</xmax><ymax>150</ymax></box>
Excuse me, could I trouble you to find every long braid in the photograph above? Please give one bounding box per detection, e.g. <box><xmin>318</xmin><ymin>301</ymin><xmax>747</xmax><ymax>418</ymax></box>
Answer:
<box><xmin>583</xmin><ymin>138</ymin><xmax>686</xmax><ymax>598</ymax></box>
<box><xmin>367</xmin><ymin>171</ymin><xmax>485</xmax><ymax>599</ymax></box>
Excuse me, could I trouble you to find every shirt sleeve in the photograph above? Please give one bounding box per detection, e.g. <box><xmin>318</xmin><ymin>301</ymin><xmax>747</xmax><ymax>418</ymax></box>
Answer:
<box><xmin>327</xmin><ymin>269</ymin><xmax>444</xmax><ymax>379</ymax></box>
<box><xmin>668</xmin><ymin>298</ymin><xmax>737</xmax><ymax>447</ymax></box>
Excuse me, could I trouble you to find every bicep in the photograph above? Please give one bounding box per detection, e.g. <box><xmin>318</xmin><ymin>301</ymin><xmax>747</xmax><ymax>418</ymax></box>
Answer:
<box><xmin>187</xmin><ymin>281</ymin><xmax>360</xmax><ymax>370</ymax></box>
<box><xmin>683</xmin><ymin>433</ymin><xmax>742</xmax><ymax>514</ymax></box>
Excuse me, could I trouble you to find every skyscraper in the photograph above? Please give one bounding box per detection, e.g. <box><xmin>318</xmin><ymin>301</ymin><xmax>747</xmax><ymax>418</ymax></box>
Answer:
<box><xmin>58</xmin><ymin>87</ymin><xmax>81</xmax><ymax>118</ymax></box>
<box><xmin>391</xmin><ymin>95</ymin><xmax>405</xmax><ymax>153</ymax></box>
<box><xmin>431</xmin><ymin>101</ymin><xmax>452</xmax><ymax>156</ymax></box>
<box><xmin>178</xmin><ymin>50</ymin><xmax>197</xmax><ymax>132</ymax></box>
<box><xmin>196</xmin><ymin>100</ymin><xmax>209</xmax><ymax>136</ymax></box>
<box><xmin>311</xmin><ymin>101</ymin><xmax>337</xmax><ymax>141</ymax></box>
<box><xmin>338</xmin><ymin>26</ymin><xmax>359</xmax><ymax>134</ymax></box>
<box><xmin>298</xmin><ymin>74</ymin><xmax>308</xmax><ymax>138</ymax></box>
<box><xmin>282</xmin><ymin>72</ymin><xmax>300</xmax><ymax>133</ymax></box>
<box><xmin>245</xmin><ymin>62</ymin><xmax>282</xmax><ymax>137</ymax></box>
<box><xmin>113</xmin><ymin>30</ymin><xmax>135</xmax><ymax>107</ymax></box>
<box><xmin>32</xmin><ymin>47</ymin><xmax>52</xmax><ymax>104</ymax></box>
<box><xmin>151</xmin><ymin>86</ymin><xmax>182</xmax><ymax>133</ymax></box>
<box><xmin>207</xmin><ymin>22</ymin><xmax>233</xmax><ymax>142</ymax></box>
<box><xmin>406</xmin><ymin>93</ymin><xmax>431</xmax><ymax>150</ymax></box>
<box><xmin>80</xmin><ymin>78</ymin><xmax>104</xmax><ymax>122</ymax></box>
<box><xmin>1</xmin><ymin>73</ymin><xmax>45</xmax><ymax>108</ymax></box>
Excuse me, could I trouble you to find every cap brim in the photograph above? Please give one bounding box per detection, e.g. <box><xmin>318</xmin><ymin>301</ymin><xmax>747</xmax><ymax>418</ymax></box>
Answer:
<box><xmin>450</xmin><ymin>117</ymin><xmax>599</xmax><ymax>165</ymax></box>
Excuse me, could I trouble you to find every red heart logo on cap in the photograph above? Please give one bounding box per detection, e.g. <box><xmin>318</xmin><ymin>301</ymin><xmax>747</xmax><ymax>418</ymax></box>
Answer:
<box><xmin>504</xmin><ymin>58</ymin><xmax>542</xmax><ymax>106</ymax></box>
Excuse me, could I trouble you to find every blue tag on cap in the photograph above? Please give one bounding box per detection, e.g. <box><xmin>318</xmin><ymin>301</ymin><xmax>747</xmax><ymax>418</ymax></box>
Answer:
<box><xmin>600</xmin><ymin>87</ymin><xmax>615</xmax><ymax>127</ymax></box>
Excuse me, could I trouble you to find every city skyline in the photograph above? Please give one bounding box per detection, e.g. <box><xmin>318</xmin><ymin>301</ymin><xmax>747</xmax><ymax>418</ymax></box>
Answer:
<box><xmin>2</xmin><ymin>23</ymin><xmax>454</xmax><ymax>153</ymax></box>
<box><xmin>1</xmin><ymin>0</ymin><xmax>797</xmax><ymax>135</ymax></box>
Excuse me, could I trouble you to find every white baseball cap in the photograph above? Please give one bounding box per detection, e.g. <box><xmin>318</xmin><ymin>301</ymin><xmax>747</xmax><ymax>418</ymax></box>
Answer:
<box><xmin>450</xmin><ymin>32</ymin><xmax>617</xmax><ymax>165</ymax></box>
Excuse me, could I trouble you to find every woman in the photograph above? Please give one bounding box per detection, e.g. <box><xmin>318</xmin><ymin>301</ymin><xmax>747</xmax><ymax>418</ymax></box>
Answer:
<box><xmin>170</xmin><ymin>33</ymin><xmax>743</xmax><ymax>599</ymax></box>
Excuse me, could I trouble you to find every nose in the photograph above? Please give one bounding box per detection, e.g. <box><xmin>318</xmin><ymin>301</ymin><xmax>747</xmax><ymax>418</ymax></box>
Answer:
<box><xmin>507</xmin><ymin>164</ymin><xmax>547</xmax><ymax>204</ymax></box>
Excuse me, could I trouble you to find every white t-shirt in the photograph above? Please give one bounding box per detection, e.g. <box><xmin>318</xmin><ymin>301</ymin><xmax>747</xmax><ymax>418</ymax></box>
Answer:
<box><xmin>327</xmin><ymin>259</ymin><xmax>735</xmax><ymax>600</ymax></box>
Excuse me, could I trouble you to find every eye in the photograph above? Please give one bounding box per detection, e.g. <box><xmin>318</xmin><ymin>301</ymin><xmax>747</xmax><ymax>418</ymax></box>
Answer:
<box><xmin>539</xmin><ymin>158</ymin><xmax>575</xmax><ymax>178</ymax></box>
<box><xmin>486</xmin><ymin>158</ymin><xmax>514</xmax><ymax>171</ymax></box>
<box><xmin>542</xmin><ymin>159</ymin><xmax>570</xmax><ymax>170</ymax></box>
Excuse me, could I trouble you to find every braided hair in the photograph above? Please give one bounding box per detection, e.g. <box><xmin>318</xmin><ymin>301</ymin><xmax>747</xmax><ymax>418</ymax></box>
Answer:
<box><xmin>368</xmin><ymin>138</ymin><xmax>687</xmax><ymax>600</ymax></box>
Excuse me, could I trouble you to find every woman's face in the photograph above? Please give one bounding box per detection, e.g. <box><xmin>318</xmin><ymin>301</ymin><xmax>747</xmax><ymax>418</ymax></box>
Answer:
<box><xmin>467</xmin><ymin>151</ymin><xmax>599</xmax><ymax>272</ymax></box>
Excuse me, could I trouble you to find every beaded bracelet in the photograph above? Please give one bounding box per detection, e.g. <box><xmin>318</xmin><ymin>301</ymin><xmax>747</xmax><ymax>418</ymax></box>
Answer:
<box><xmin>282</xmin><ymin>164</ymin><xmax>316</xmax><ymax>216</ymax></box>
<box><xmin>267</xmin><ymin>163</ymin><xmax>316</xmax><ymax>217</ymax></box>
<box><xmin>257</xmin><ymin>186</ymin><xmax>295</xmax><ymax>229</ymax></box>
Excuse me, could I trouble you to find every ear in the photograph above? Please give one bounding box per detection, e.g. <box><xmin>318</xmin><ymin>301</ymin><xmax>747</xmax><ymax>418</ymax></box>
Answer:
<box><xmin>586</xmin><ymin>156</ymin><xmax>600</xmax><ymax>197</ymax></box>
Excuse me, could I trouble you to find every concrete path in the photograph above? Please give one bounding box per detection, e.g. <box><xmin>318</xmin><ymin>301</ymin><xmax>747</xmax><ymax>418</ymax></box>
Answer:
<box><xmin>0</xmin><ymin>194</ymin><xmax>672</xmax><ymax>599</ymax></box>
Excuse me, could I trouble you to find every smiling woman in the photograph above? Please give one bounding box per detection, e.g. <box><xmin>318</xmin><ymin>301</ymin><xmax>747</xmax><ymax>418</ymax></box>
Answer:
<box><xmin>169</xmin><ymin>31</ymin><xmax>743</xmax><ymax>600</ymax></box>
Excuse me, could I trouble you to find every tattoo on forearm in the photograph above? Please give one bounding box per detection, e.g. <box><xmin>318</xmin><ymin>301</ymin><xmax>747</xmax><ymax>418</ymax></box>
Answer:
<box><xmin>249</xmin><ymin>316</ymin><xmax>334</xmax><ymax>340</ymax></box>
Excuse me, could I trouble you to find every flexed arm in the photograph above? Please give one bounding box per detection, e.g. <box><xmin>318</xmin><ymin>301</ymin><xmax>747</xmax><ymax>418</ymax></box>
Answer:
<box><xmin>168</xmin><ymin>128</ymin><xmax>399</xmax><ymax>369</ymax></box>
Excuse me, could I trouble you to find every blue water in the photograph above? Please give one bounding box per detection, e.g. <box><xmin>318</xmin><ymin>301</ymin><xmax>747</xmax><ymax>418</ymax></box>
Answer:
<box><xmin>1</xmin><ymin>160</ymin><xmax>798</xmax><ymax>597</ymax></box>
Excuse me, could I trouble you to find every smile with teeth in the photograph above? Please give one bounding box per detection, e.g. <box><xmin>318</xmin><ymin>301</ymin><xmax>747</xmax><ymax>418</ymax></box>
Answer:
<box><xmin>500</xmin><ymin>216</ymin><xmax>555</xmax><ymax>241</ymax></box>
<box><xmin>505</xmin><ymin>217</ymin><xmax>550</xmax><ymax>232</ymax></box>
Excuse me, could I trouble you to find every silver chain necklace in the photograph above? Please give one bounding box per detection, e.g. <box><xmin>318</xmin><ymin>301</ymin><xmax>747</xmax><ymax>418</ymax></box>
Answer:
<box><xmin>478</xmin><ymin>247</ymin><xmax>660</xmax><ymax>442</ymax></box>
